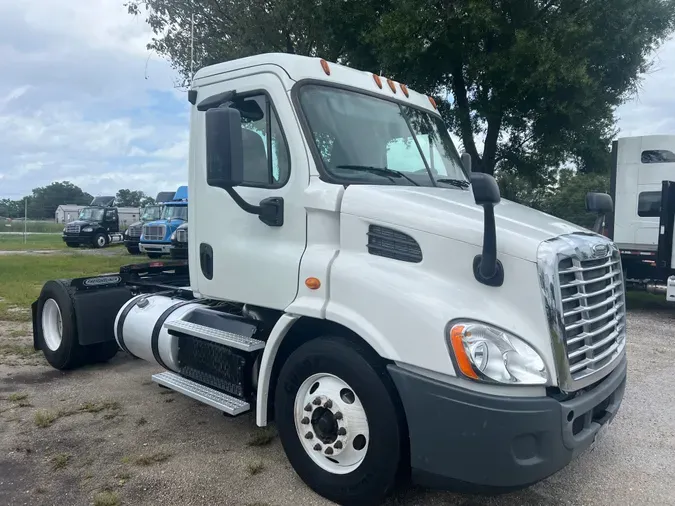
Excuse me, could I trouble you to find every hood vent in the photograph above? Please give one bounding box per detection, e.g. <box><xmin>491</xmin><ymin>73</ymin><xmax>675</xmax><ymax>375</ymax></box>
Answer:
<box><xmin>367</xmin><ymin>225</ymin><xmax>422</xmax><ymax>263</ymax></box>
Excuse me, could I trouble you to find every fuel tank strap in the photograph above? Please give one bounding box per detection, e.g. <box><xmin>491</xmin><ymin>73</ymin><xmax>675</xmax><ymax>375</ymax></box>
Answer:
<box><xmin>151</xmin><ymin>300</ymin><xmax>196</xmax><ymax>370</ymax></box>
<box><xmin>116</xmin><ymin>297</ymin><xmax>141</xmax><ymax>358</ymax></box>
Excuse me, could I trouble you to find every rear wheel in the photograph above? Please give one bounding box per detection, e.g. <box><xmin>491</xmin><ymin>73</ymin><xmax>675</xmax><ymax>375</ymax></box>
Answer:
<box><xmin>37</xmin><ymin>281</ymin><xmax>83</xmax><ymax>370</ymax></box>
<box><xmin>92</xmin><ymin>233</ymin><xmax>107</xmax><ymax>249</ymax></box>
<box><xmin>275</xmin><ymin>336</ymin><xmax>405</xmax><ymax>506</ymax></box>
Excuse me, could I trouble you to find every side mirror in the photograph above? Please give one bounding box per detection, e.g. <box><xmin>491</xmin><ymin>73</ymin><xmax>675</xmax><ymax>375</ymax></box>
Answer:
<box><xmin>461</xmin><ymin>152</ymin><xmax>472</xmax><ymax>173</ymax></box>
<box><xmin>585</xmin><ymin>192</ymin><xmax>613</xmax><ymax>214</ymax></box>
<box><xmin>205</xmin><ymin>106</ymin><xmax>244</xmax><ymax>188</ymax></box>
<box><xmin>470</xmin><ymin>172</ymin><xmax>503</xmax><ymax>287</ymax></box>
<box><xmin>470</xmin><ymin>172</ymin><xmax>501</xmax><ymax>206</ymax></box>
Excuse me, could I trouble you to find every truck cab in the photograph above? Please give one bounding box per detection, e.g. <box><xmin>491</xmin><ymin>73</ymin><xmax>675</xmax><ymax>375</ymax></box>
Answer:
<box><xmin>139</xmin><ymin>186</ymin><xmax>188</xmax><ymax>258</ymax></box>
<box><xmin>62</xmin><ymin>196</ymin><xmax>122</xmax><ymax>248</ymax></box>
<box><xmin>33</xmin><ymin>54</ymin><xmax>627</xmax><ymax>505</ymax></box>
<box><xmin>124</xmin><ymin>191</ymin><xmax>174</xmax><ymax>255</ymax></box>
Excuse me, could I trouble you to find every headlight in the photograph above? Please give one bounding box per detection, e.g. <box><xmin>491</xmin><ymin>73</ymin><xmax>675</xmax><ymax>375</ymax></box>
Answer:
<box><xmin>82</xmin><ymin>227</ymin><xmax>93</xmax><ymax>232</ymax></box>
<box><xmin>170</xmin><ymin>231</ymin><xmax>177</xmax><ymax>241</ymax></box>
<box><xmin>448</xmin><ymin>321</ymin><xmax>548</xmax><ymax>385</ymax></box>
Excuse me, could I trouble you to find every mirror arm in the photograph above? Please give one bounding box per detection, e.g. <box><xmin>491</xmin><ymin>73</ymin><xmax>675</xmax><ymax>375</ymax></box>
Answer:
<box><xmin>224</xmin><ymin>186</ymin><xmax>261</xmax><ymax>216</ymax></box>
<box><xmin>473</xmin><ymin>203</ymin><xmax>504</xmax><ymax>287</ymax></box>
<box><xmin>224</xmin><ymin>187</ymin><xmax>284</xmax><ymax>227</ymax></box>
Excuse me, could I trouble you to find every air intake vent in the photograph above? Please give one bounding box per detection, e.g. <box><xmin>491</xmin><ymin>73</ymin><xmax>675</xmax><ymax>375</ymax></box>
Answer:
<box><xmin>367</xmin><ymin>225</ymin><xmax>422</xmax><ymax>263</ymax></box>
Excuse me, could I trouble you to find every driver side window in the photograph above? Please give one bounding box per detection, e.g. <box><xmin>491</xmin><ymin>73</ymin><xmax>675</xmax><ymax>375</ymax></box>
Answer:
<box><xmin>235</xmin><ymin>94</ymin><xmax>290</xmax><ymax>188</ymax></box>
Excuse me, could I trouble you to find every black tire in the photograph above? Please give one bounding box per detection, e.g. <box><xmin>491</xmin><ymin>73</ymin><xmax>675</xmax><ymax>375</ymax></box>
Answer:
<box><xmin>92</xmin><ymin>232</ymin><xmax>108</xmax><ymax>249</ymax></box>
<box><xmin>275</xmin><ymin>336</ymin><xmax>405</xmax><ymax>506</ymax></box>
<box><xmin>65</xmin><ymin>242</ymin><xmax>79</xmax><ymax>248</ymax></box>
<box><xmin>36</xmin><ymin>280</ymin><xmax>84</xmax><ymax>370</ymax></box>
<box><xmin>126</xmin><ymin>246</ymin><xmax>140</xmax><ymax>255</ymax></box>
<box><xmin>147</xmin><ymin>253</ymin><xmax>162</xmax><ymax>259</ymax></box>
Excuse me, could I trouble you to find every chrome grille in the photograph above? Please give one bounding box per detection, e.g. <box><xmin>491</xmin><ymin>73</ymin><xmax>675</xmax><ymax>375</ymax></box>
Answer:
<box><xmin>537</xmin><ymin>233</ymin><xmax>627</xmax><ymax>391</ymax></box>
<box><xmin>175</xmin><ymin>228</ymin><xmax>187</xmax><ymax>243</ymax></box>
<box><xmin>143</xmin><ymin>224</ymin><xmax>166</xmax><ymax>241</ymax></box>
<box><xmin>127</xmin><ymin>225</ymin><xmax>142</xmax><ymax>238</ymax></box>
<box><xmin>65</xmin><ymin>223</ymin><xmax>80</xmax><ymax>234</ymax></box>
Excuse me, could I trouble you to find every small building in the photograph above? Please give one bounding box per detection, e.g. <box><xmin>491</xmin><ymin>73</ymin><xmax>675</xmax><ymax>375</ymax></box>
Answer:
<box><xmin>55</xmin><ymin>205</ymin><xmax>85</xmax><ymax>224</ymax></box>
<box><xmin>117</xmin><ymin>207</ymin><xmax>141</xmax><ymax>228</ymax></box>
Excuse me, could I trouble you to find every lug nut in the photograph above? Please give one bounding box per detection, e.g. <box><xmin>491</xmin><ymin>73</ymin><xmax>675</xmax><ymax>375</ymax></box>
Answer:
<box><xmin>301</xmin><ymin>417</ymin><xmax>310</xmax><ymax>425</ymax></box>
<box><xmin>312</xmin><ymin>397</ymin><xmax>322</xmax><ymax>405</ymax></box>
<box><xmin>305</xmin><ymin>432</ymin><xmax>314</xmax><ymax>439</ymax></box>
<box><xmin>334</xmin><ymin>441</ymin><xmax>343</xmax><ymax>450</ymax></box>
<box><xmin>325</xmin><ymin>447</ymin><xmax>334</xmax><ymax>455</ymax></box>
<box><xmin>324</xmin><ymin>399</ymin><xmax>333</xmax><ymax>409</ymax></box>
<box><xmin>313</xmin><ymin>443</ymin><xmax>321</xmax><ymax>451</ymax></box>
<box><xmin>304</xmin><ymin>403</ymin><xmax>312</xmax><ymax>412</ymax></box>
<box><xmin>337</xmin><ymin>427</ymin><xmax>347</xmax><ymax>436</ymax></box>
<box><xmin>334</xmin><ymin>411</ymin><xmax>343</xmax><ymax>420</ymax></box>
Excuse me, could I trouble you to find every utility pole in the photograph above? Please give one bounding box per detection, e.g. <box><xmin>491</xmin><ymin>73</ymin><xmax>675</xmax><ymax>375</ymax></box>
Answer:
<box><xmin>24</xmin><ymin>197</ymin><xmax>27</xmax><ymax>244</ymax></box>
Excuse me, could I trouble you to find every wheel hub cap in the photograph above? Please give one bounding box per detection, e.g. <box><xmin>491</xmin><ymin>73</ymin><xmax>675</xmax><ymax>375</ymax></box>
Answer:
<box><xmin>41</xmin><ymin>298</ymin><xmax>63</xmax><ymax>352</ymax></box>
<box><xmin>294</xmin><ymin>373</ymin><xmax>370</xmax><ymax>474</ymax></box>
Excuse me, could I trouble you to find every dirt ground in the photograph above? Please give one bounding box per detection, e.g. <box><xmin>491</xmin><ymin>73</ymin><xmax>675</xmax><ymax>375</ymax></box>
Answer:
<box><xmin>1</xmin><ymin>310</ymin><xmax>674</xmax><ymax>506</ymax></box>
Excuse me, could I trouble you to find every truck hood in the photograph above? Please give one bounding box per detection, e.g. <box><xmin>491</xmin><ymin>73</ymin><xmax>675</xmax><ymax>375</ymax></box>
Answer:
<box><xmin>340</xmin><ymin>185</ymin><xmax>589</xmax><ymax>262</ymax></box>
<box><xmin>66</xmin><ymin>220</ymin><xmax>98</xmax><ymax>228</ymax></box>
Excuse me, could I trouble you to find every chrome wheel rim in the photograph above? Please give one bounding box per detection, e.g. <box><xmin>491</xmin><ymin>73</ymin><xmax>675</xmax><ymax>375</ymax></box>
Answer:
<box><xmin>294</xmin><ymin>373</ymin><xmax>369</xmax><ymax>474</ymax></box>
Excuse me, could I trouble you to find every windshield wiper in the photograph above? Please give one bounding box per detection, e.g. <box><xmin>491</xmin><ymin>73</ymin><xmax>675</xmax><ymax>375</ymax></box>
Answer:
<box><xmin>436</xmin><ymin>178</ymin><xmax>471</xmax><ymax>189</ymax></box>
<box><xmin>335</xmin><ymin>165</ymin><xmax>420</xmax><ymax>186</ymax></box>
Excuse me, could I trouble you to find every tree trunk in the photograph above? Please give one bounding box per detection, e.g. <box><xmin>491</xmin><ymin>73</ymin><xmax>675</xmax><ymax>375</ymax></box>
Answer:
<box><xmin>449</xmin><ymin>62</ymin><xmax>481</xmax><ymax>171</ymax></box>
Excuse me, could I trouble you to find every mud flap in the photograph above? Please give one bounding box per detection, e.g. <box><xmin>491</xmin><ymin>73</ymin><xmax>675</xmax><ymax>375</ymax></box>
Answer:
<box><xmin>31</xmin><ymin>300</ymin><xmax>39</xmax><ymax>350</ymax></box>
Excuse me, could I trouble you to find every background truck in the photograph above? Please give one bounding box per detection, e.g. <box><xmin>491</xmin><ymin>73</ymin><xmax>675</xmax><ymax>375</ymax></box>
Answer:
<box><xmin>31</xmin><ymin>54</ymin><xmax>627</xmax><ymax>506</ymax></box>
<box><xmin>124</xmin><ymin>191</ymin><xmax>175</xmax><ymax>255</ymax></box>
<box><xmin>139</xmin><ymin>186</ymin><xmax>188</xmax><ymax>258</ymax></box>
<box><xmin>61</xmin><ymin>196</ymin><xmax>126</xmax><ymax>248</ymax></box>
<box><xmin>586</xmin><ymin>134</ymin><xmax>675</xmax><ymax>303</ymax></box>
<box><xmin>169</xmin><ymin>221</ymin><xmax>188</xmax><ymax>259</ymax></box>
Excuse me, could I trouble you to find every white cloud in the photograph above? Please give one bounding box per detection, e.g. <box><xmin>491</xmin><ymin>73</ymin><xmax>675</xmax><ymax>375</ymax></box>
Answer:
<box><xmin>0</xmin><ymin>0</ymin><xmax>189</xmax><ymax>199</ymax></box>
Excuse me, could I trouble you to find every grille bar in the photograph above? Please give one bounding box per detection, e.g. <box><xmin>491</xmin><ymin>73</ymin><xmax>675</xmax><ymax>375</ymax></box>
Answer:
<box><xmin>143</xmin><ymin>224</ymin><xmax>166</xmax><ymax>242</ymax></box>
<box><xmin>559</xmin><ymin>259</ymin><xmax>620</xmax><ymax>274</ymax></box>
<box><xmin>569</xmin><ymin>337</ymin><xmax>623</xmax><ymax>374</ymax></box>
<box><xmin>562</xmin><ymin>280</ymin><xmax>623</xmax><ymax>304</ymax></box>
<box><xmin>564</xmin><ymin>298</ymin><xmax>624</xmax><ymax>326</ymax></box>
<box><xmin>560</xmin><ymin>269</ymin><xmax>619</xmax><ymax>289</ymax></box>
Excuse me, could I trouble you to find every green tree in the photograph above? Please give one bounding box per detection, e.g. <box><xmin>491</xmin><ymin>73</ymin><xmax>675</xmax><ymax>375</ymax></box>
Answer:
<box><xmin>140</xmin><ymin>195</ymin><xmax>156</xmax><ymax>207</ymax></box>
<box><xmin>127</xmin><ymin>0</ymin><xmax>675</xmax><ymax>183</ymax></box>
<box><xmin>116</xmin><ymin>189</ymin><xmax>148</xmax><ymax>207</ymax></box>
<box><xmin>28</xmin><ymin>182</ymin><xmax>93</xmax><ymax>220</ymax></box>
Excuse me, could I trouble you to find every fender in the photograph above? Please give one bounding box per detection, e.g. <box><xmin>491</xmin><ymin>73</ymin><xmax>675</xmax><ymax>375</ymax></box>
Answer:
<box><xmin>256</xmin><ymin>313</ymin><xmax>300</xmax><ymax>426</ymax></box>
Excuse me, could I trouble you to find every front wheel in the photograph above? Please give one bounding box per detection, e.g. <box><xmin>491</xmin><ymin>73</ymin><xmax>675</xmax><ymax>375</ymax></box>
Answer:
<box><xmin>92</xmin><ymin>233</ymin><xmax>107</xmax><ymax>249</ymax></box>
<box><xmin>126</xmin><ymin>246</ymin><xmax>140</xmax><ymax>255</ymax></box>
<box><xmin>275</xmin><ymin>336</ymin><xmax>405</xmax><ymax>506</ymax></box>
<box><xmin>147</xmin><ymin>252</ymin><xmax>162</xmax><ymax>259</ymax></box>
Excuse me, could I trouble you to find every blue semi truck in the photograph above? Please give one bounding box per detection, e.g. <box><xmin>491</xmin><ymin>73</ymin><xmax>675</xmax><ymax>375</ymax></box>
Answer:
<box><xmin>139</xmin><ymin>186</ymin><xmax>188</xmax><ymax>258</ymax></box>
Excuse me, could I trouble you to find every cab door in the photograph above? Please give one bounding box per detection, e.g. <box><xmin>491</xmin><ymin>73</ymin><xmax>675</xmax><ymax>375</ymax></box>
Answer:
<box><xmin>189</xmin><ymin>68</ymin><xmax>309</xmax><ymax>310</ymax></box>
<box><xmin>104</xmin><ymin>208</ymin><xmax>118</xmax><ymax>233</ymax></box>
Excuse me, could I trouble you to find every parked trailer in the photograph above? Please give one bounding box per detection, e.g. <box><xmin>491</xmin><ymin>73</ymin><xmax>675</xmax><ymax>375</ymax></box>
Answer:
<box><xmin>32</xmin><ymin>53</ymin><xmax>627</xmax><ymax>505</ymax></box>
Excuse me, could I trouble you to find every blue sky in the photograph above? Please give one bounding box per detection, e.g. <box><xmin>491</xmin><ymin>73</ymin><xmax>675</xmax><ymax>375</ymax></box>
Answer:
<box><xmin>1</xmin><ymin>0</ymin><xmax>674</xmax><ymax>200</ymax></box>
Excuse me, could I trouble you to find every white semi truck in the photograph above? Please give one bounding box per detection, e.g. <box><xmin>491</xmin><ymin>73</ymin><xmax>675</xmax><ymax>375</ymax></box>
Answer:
<box><xmin>31</xmin><ymin>54</ymin><xmax>627</xmax><ymax>505</ymax></box>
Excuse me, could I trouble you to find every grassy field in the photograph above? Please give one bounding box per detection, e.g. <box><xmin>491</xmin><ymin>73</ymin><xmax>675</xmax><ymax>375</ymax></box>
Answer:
<box><xmin>2</xmin><ymin>220</ymin><xmax>64</xmax><ymax>233</ymax></box>
<box><xmin>0</xmin><ymin>250</ymin><xmax>135</xmax><ymax>322</ymax></box>
<box><xmin>0</xmin><ymin>233</ymin><xmax>67</xmax><ymax>251</ymax></box>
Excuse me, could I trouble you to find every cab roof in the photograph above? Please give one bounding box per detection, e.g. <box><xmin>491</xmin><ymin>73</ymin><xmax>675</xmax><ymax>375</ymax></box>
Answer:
<box><xmin>191</xmin><ymin>53</ymin><xmax>439</xmax><ymax>116</ymax></box>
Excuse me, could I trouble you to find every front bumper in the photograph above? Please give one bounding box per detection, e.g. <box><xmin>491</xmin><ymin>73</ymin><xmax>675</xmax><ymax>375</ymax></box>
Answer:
<box><xmin>62</xmin><ymin>233</ymin><xmax>93</xmax><ymax>244</ymax></box>
<box><xmin>388</xmin><ymin>355</ymin><xmax>627</xmax><ymax>490</ymax></box>
<box><xmin>170</xmin><ymin>242</ymin><xmax>188</xmax><ymax>259</ymax></box>
<box><xmin>139</xmin><ymin>242</ymin><xmax>171</xmax><ymax>254</ymax></box>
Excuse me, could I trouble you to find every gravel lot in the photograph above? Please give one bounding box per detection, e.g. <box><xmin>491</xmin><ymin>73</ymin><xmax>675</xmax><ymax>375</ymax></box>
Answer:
<box><xmin>1</xmin><ymin>309</ymin><xmax>674</xmax><ymax>506</ymax></box>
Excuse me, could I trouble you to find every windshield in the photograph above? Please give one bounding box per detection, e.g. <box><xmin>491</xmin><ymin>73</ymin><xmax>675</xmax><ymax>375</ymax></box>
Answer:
<box><xmin>298</xmin><ymin>85</ymin><xmax>467</xmax><ymax>187</ymax></box>
<box><xmin>141</xmin><ymin>205</ymin><xmax>162</xmax><ymax>221</ymax></box>
<box><xmin>78</xmin><ymin>208</ymin><xmax>104</xmax><ymax>221</ymax></box>
<box><xmin>161</xmin><ymin>205</ymin><xmax>187</xmax><ymax>221</ymax></box>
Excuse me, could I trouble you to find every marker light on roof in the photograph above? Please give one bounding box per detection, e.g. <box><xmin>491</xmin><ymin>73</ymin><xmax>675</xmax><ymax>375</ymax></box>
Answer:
<box><xmin>428</xmin><ymin>96</ymin><xmax>438</xmax><ymax>109</ymax></box>
<box><xmin>373</xmin><ymin>74</ymin><xmax>383</xmax><ymax>89</ymax></box>
<box><xmin>320</xmin><ymin>59</ymin><xmax>331</xmax><ymax>76</ymax></box>
<box><xmin>400</xmin><ymin>84</ymin><xmax>410</xmax><ymax>97</ymax></box>
<box><xmin>387</xmin><ymin>78</ymin><xmax>397</xmax><ymax>93</ymax></box>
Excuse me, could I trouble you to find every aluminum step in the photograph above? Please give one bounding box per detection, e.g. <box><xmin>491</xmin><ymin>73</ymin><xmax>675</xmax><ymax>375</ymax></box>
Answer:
<box><xmin>164</xmin><ymin>319</ymin><xmax>266</xmax><ymax>352</ymax></box>
<box><xmin>152</xmin><ymin>371</ymin><xmax>250</xmax><ymax>416</ymax></box>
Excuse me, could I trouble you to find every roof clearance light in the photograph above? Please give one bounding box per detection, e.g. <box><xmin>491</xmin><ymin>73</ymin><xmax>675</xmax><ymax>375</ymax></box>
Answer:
<box><xmin>428</xmin><ymin>96</ymin><xmax>438</xmax><ymax>109</ymax></box>
<box><xmin>387</xmin><ymin>78</ymin><xmax>397</xmax><ymax>93</ymax></box>
<box><xmin>400</xmin><ymin>84</ymin><xmax>410</xmax><ymax>97</ymax></box>
<box><xmin>373</xmin><ymin>74</ymin><xmax>383</xmax><ymax>89</ymax></box>
<box><xmin>320</xmin><ymin>59</ymin><xmax>331</xmax><ymax>76</ymax></box>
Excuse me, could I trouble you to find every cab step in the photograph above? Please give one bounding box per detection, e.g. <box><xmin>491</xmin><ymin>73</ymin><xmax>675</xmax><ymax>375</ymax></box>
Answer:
<box><xmin>151</xmin><ymin>371</ymin><xmax>250</xmax><ymax>416</ymax></box>
<box><xmin>164</xmin><ymin>319</ymin><xmax>266</xmax><ymax>352</ymax></box>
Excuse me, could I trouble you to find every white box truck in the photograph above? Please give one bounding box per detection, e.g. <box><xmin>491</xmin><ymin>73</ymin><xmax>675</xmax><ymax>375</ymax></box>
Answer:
<box><xmin>31</xmin><ymin>53</ymin><xmax>627</xmax><ymax>505</ymax></box>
